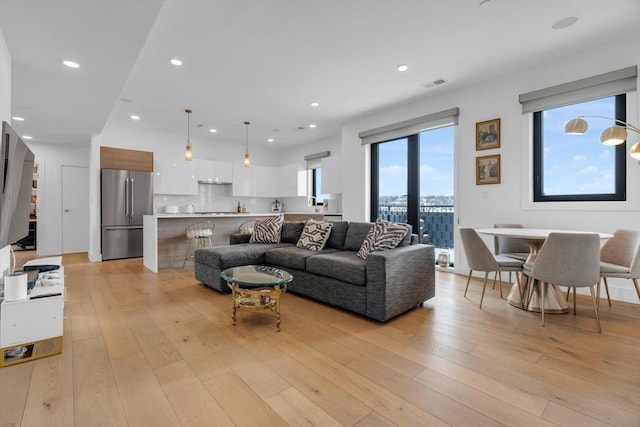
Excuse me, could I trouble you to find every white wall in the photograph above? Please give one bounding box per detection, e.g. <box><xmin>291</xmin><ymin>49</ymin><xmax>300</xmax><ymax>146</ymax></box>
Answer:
<box><xmin>0</xmin><ymin>28</ymin><xmax>11</xmax><ymax>126</ymax></box>
<box><xmin>26</xmin><ymin>143</ymin><xmax>90</xmax><ymax>256</ymax></box>
<box><xmin>341</xmin><ymin>35</ymin><xmax>640</xmax><ymax>303</ymax></box>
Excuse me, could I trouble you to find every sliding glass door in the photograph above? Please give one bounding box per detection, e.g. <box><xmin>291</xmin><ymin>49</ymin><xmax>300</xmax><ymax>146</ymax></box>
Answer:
<box><xmin>372</xmin><ymin>125</ymin><xmax>454</xmax><ymax>264</ymax></box>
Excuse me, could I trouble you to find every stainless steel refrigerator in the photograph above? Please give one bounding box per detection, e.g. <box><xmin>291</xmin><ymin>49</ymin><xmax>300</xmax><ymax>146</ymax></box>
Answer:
<box><xmin>101</xmin><ymin>169</ymin><xmax>153</xmax><ymax>260</ymax></box>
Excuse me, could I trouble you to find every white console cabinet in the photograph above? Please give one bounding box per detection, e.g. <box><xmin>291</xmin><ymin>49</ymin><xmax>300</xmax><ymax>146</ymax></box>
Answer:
<box><xmin>0</xmin><ymin>257</ymin><xmax>64</xmax><ymax>367</ymax></box>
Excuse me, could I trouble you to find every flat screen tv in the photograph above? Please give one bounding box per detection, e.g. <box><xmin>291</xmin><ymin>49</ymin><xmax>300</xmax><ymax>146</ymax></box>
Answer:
<box><xmin>0</xmin><ymin>121</ymin><xmax>35</xmax><ymax>249</ymax></box>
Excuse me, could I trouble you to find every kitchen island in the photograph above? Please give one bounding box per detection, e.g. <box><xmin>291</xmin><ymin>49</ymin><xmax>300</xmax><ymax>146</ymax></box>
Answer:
<box><xmin>143</xmin><ymin>213</ymin><xmax>276</xmax><ymax>272</ymax></box>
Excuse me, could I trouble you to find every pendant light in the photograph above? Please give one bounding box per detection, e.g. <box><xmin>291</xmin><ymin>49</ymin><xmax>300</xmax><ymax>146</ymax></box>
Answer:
<box><xmin>243</xmin><ymin>121</ymin><xmax>250</xmax><ymax>168</ymax></box>
<box><xmin>184</xmin><ymin>108</ymin><xmax>193</xmax><ymax>161</ymax></box>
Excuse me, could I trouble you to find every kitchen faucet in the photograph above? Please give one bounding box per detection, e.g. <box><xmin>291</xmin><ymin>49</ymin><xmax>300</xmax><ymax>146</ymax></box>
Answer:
<box><xmin>308</xmin><ymin>196</ymin><xmax>319</xmax><ymax>213</ymax></box>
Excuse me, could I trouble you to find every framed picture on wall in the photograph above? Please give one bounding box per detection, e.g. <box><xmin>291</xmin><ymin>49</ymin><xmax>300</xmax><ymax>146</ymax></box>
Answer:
<box><xmin>476</xmin><ymin>154</ymin><xmax>501</xmax><ymax>185</ymax></box>
<box><xmin>476</xmin><ymin>118</ymin><xmax>501</xmax><ymax>150</ymax></box>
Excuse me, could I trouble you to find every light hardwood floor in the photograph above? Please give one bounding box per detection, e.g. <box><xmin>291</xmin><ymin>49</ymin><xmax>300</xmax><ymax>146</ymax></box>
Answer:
<box><xmin>1</xmin><ymin>252</ymin><xmax>639</xmax><ymax>426</ymax></box>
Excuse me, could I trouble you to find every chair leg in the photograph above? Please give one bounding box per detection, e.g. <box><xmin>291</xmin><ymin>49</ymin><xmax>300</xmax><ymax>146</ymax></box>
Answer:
<box><xmin>494</xmin><ymin>271</ymin><xmax>502</xmax><ymax>299</ymax></box>
<box><xmin>603</xmin><ymin>277</ymin><xmax>612</xmax><ymax>307</ymax></box>
<box><xmin>464</xmin><ymin>270</ymin><xmax>473</xmax><ymax>298</ymax></box>
<box><xmin>589</xmin><ymin>286</ymin><xmax>602</xmax><ymax>333</ymax></box>
<box><xmin>572</xmin><ymin>288</ymin><xmax>577</xmax><ymax>316</ymax></box>
<box><xmin>182</xmin><ymin>238</ymin><xmax>194</xmax><ymax>268</ymax></box>
<box><xmin>541</xmin><ymin>281</ymin><xmax>546</xmax><ymax>327</ymax></box>
<box><xmin>479</xmin><ymin>272</ymin><xmax>489</xmax><ymax>309</ymax></box>
<box><xmin>515</xmin><ymin>272</ymin><xmax>524</xmax><ymax>309</ymax></box>
<box><xmin>565</xmin><ymin>287</ymin><xmax>570</xmax><ymax>301</ymax></box>
<box><xmin>633</xmin><ymin>278</ymin><xmax>640</xmax><ymax>300</ymax></box>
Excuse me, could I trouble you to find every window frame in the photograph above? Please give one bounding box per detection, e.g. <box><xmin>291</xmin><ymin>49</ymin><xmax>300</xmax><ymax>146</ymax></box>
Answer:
<box><xmin>532</xmin><ymin>94</ymin><xmax>627</xmax><ymax>202</ymax></box>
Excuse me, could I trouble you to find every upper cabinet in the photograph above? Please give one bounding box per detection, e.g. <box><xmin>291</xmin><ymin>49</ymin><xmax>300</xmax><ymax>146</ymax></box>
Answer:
<box><xmin>277</xmin><ymin>164</ymin><xmax>308</xmax><ymax>197</ymax></box>
<box><xmin>321</xmin><ymin>156</ymin><xmax>342</xmax><ymax>194</ymax></box>
<box><xmin>197</xmin><ymin>159</ymin><xmax>233</xmax><ymax>183</ymax></box>
<box><xmin>154</xmin><ymin>154</ymin><xmax>197</xmax><ymax>195</ymax></box>
<box><xmin>232</xmin><ymin>163</ymin><xmax>277</xmax><ymax>197</ymax></box>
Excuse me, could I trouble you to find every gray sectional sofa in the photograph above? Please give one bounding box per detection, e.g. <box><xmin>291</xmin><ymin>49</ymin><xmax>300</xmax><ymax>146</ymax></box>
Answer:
<box><xmin>194</xmin><ymin>221</ymin><xmax>435</xmax><ymax>322</ymax></box>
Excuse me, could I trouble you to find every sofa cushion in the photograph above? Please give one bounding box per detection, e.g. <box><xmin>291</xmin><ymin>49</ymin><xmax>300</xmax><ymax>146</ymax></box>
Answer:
<box><xmin>265</xmin><ymin>246</ymin><xmax>339</xmax><ymax>271</ymax></box>
<box><xmin>281</xmin><ymin>221</ymin><xmax>305</xmax><ymax>244</ymax></box>
<box><xmin>399</xmin><ymin>224</ymin><xmax>414</xmax><ymax>247</ymax></box>
<box><xmin>357</xmin><ymin>218</ymin><xmax>410</xmax><ymax>259</ymax></box>
<box><xmin>325</xmin><ymin>221</ymin><xmax>348</xmax><ymax>250</ymax></box>
<box><xmin>343</xmin><ymin>222</ymin><xmax>374</xmax><ymax>251</ymax></box>
<box><xmin>306</xmin><ymin>251</ymin><xmax>367</xmax><ymax>286</ymax></box>
<box><xmin>250</xmin><ymin>215</ymin><xmax>283</xmax><ymax>243</ymax></box>
<box><xmin>194</xmin><ymin>242</ymin><xmax>292</xmax><ymax>269</ymax></box>
<box><xmin>296</xmin><ymin>220</ymin><xmax>333</xmax><ymax>251</ymax></box>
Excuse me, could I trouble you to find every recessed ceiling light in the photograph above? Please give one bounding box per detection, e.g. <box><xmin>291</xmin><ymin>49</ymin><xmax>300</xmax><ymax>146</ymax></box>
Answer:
<box><xmin>22</xmin><ymin>135</ymin><xmax>33</xmax><ymax>140</ymax></box>
<box><xmin>170</xmin><ymin>58</ymin><xmax>183</xmax><ymax>66</ymax></box>
<box><xmin>209</xmin><ymin>128</ymin><xmax>217</xmax><ymax>133</ymax></box>
<box><xmin>396</xmin><ymin>64</ymin><xmax>409</xmax><ymax>72</ymax></box>
<box><xmin>309</xmin><ymin>124</ymin><xmax>317</xmax><ymax>128</ymax></box>
<box><xmin>552</xmin><ymin>16</ymin><xmax>578</xmax><ymax>30</ymax></box>
<box><xmin>12</xmin><ymin>116</ymin><xmax>24</xmax><ymax>121</ymax></box>
<box><xmin>310</xmin><ymin>102</ymin><xmax>319</xmax><ymax>107</ymax></box>
<box><xmin>62</xmin><ymin>60</ymin><xmax>79</xmax><ymax>69</ymax></box>
<box><xmin>267</xmin><ymin>138</ymin><xmax>274</xmax><ymax>143</ymax></box>
<box><xmin>130</xmin><ymin>115</ymin><xmax>140</xmax><ymax>120</ymax></box>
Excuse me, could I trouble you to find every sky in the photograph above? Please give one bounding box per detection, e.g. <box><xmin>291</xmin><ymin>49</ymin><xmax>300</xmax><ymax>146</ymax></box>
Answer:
<box><xmin>375</xmin><ymin>96</ymin><xmax>620</xmax><ymax>199</ymax></box>
<box><xmin>541</xmin><ymin>97</ymin><xmax>617</xmax><ymax>195</ymax></box>
<box><xmin>378</xmin><ymin>125</ymin><xmax>454</xmax><ymax>198</ymax></box>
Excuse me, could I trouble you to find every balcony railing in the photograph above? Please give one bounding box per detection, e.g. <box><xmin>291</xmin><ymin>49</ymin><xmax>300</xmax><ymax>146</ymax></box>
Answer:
<box><xmin>377</xmin><ymin>204</ymin><xmax>454</xmax><ymax>249</ymax></box>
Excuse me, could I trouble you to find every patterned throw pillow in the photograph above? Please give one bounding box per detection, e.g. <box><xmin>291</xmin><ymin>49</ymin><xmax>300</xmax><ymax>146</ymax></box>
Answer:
<box><xmin>296</xmin><ymin>220</ymin><xmax>333</xmax><ymax>251</ymax></box>
<box><xmin>249</xmin><ymin>215</ymin><xmax>283</xmax><ymax>243</ymax></box>
<box><xmin>357</xmin><ymin>218</ymin><xmax>409</xmax><ymax>259</ymax></box>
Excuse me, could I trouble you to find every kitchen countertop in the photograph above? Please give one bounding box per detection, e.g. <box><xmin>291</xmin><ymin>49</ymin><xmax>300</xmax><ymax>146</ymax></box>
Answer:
<box><xmin>150</xmin><ymin>213</ymin><xmax>277</xmax><ymax>219</ymax></box>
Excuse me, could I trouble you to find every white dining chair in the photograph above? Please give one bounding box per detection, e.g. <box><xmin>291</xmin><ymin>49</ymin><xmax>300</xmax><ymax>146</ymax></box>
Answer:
<box><xmin>493</xmin><ymin>223</ymin><xmax>530</xmax><ymax>261</ymax></box>
<box><xmin>459</xmin><ymin>228</ymin><xmax>524</xmax><ymax>309</ymax></box>
<box><xmin>525</xmin><ymin>232</ymin><xmax>602</xmax><ymax>332</ymax></box>
<box><xmin>599</xmin><ymin>229</ymin><xmax>640</xmax><ymax>306</ymax></box>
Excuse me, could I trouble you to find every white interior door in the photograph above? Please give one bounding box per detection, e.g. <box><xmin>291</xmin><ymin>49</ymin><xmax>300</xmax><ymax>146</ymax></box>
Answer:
<box><xmin>62</xmin><ymin>166</ymin><xmax>89</xmax><ymax>254</ymax></box>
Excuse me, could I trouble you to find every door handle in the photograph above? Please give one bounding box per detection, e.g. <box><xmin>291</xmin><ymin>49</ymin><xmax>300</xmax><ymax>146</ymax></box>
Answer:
<box><xmin>125</xmin><ymin>178</ymin><xmax>130</xmax><ymax>218</ymax></box>
<box><xmin>64</xmin><ymin>209</ymin><xmax>71</xmax><ymax>213</ymax></box>
<box><xmin>130</xmin><ymin>178</ymin><xmax>135</xmax><ymax>218</ymax></box>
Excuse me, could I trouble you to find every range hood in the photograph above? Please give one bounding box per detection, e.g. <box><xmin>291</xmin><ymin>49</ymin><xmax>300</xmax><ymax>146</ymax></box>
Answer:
<box><xmin>197</xmin><ymin>179</ymin><xmax>232</xmax><ymax>185</ymax></box>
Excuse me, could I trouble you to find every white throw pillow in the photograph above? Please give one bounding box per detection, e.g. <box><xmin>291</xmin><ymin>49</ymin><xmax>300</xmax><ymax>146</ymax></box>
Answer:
<box><xmin>296</xmin><ymin>220</ymin><xmax>333</xmax><ymax>251</ymax></box>
<box><xmin>357</xmin><ymin>218</ymin><xmax>409</xmax><ymax>259</ymax></box>
<box><xmin>250</xmin><ymin>215</ymin><xmax>283</xmax><ymax>243</ymax></box>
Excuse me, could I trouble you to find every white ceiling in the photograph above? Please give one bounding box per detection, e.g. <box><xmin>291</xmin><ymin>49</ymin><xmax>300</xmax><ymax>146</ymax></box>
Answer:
<box><xmin>1</xmin><ymin>0</ymin><xmax>639</xmax><ymax>150</ymax></box>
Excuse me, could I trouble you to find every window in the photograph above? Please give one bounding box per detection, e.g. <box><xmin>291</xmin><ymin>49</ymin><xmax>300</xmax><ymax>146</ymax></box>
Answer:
<box><xmin>311</xmin><ymin>168</ymin><xmax>329</xmax><ymax>205</ymax></box>
<box><xmin>533</xmin><ymin>94</ymin><xmax>626</xmax><ymax>202</ymax></box>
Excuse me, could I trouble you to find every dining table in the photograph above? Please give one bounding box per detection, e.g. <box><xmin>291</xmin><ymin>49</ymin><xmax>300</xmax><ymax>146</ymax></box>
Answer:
<box><xmin>476</xmin><ymin>228</ymin><xmax>613</xmax><ymax>313</ymax></box>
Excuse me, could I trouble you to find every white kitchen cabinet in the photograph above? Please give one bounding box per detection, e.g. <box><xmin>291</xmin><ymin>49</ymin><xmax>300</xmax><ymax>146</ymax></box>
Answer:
<box><xmin>197</xmin><ymin>159</ymin><xmax>233</xmax><ymax>183</ymax></box>
<box><xmin>232</xmin><ymin>163</ymin><xmax>254</xmax><ymax>196</ymax></box>
<box><xmin>321</xmin><ymin>156</ymin><xmax>342</xmax><ymax>194</ymax></box>
<box><xmin>254</xmin><ymin>165</ymin><xmax>277</xmax><ymax>198</ymax></box>
<box><xmin>154</xmin><ymin>154</ymin><xmax>197</xmax><ymax>195</ymax></box>
<box><xmin>232</xmin><ymin>163</ymin><xmax>277</xmax><ymax>197</ymax></box>
<box><xmin>277</xmin><ymin>164</ymin><xmax>307</xmax><ymax>197</ymax></box>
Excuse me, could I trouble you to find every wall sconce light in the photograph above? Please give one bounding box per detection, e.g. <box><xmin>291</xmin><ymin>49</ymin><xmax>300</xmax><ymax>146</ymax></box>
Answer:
<box><xmin>184</xmin><ymin>108</ymin><xmax>193</xmax><ymax>161</ymax></box>
<box><xmin>243</xmin><ymin>121</ymin><xmax>250</xmax><ymax>168</ymax></box>
<box><xmin>564</xmin><ymin>115</ymin><xmax>640</xmax><ymax>159</ymax></box>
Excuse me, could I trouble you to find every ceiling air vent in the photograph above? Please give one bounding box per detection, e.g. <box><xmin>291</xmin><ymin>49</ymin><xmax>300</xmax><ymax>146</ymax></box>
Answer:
<box><xmin>423</xmin><ymin>78</ymin><xmax>446</xmax><ymax>89</ymax></box>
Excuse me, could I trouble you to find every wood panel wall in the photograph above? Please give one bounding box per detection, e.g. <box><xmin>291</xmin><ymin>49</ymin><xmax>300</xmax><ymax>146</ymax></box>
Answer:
<box><xmin>100</xmin><ymin>146</ymin><xmax>154</xmax><ymax>172</ymax></box>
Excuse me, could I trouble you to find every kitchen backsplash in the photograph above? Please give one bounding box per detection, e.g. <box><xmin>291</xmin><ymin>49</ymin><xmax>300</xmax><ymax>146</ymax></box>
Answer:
<box><xmin>154</xmin><ymin>183</ymin><xmax>342</xmax><ymax>214</ymax></box>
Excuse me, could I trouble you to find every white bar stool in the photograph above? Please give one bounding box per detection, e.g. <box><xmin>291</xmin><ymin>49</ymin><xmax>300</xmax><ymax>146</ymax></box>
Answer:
<box><xmin>183</xmin><ymin>221</ymin><xmax>215</xmax><ymax>267</ymax></box>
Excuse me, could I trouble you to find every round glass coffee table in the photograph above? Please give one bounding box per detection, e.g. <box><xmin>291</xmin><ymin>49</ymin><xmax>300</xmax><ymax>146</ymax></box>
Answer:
<box><xmin>220</xmin><ymin>265</ymin><xmax>293</xmax><ymax>331</ymax></box>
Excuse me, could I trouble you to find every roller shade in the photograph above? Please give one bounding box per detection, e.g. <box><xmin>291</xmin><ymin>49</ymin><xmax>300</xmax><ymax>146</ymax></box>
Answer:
<box><xmin>519</xmin><ymin>66</ymin><xmax>637</xmax><ymax>113</ymax></box>
<box><xmin>359</xmin><ymin>107</ymin><xmax>459</xmax><ymax>145</ymax></box>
